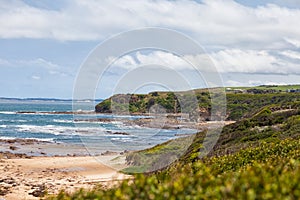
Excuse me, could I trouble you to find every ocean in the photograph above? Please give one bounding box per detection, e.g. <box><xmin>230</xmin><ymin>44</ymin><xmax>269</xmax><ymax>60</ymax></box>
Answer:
<box><xmin>0</xmin><ymin>99</ymin><xmax>197</xmax><ymax>153</ymax></box>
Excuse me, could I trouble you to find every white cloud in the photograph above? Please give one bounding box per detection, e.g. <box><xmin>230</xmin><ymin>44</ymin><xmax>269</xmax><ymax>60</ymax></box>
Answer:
<box><xmin>0</xmin><ymin>58</ymin><xmax>11</xmax><ymax>66</ymax></box>
<box><xmin>136</xmin><ymin>51</ymin><xmax>191</xmax><ymax>70</ymax></box>
<box><xmin>248</xmin><ymin>80</ymin><xmax>287</xmax><ymax>86</ymax></box>
<box><xmin>284</xmin><ymin>38</ymin><xmax>300</xmax><ymax>48</ymax></box>
<box><xmin>31</xmin><ymin>75</ymin><xmax>41</xmax><ymax>80</ymax></box>
<box><xmin>211</xmin><ymin>49</ymin><xmax>300</xmax><ymax>74</ymax></box>
<box><xmin>17</xmin><ymin>58</ymin><xmax>60</xmax><ymax>70</ymax></box>
<box><xmin>212</xmin><ymin>49</ymin><xmax>277</xmax><ymax>73</ymax></box>
<box><xmin>225</xmin><ymin>80</ymin><xmax>245</xmax><ymax>87</ymax></box>
<box><xmin>225</xmin><ymin>79</ymin><xmax>288</xmax><ymax>87</ymax></box>
<box><xmin>280</xmin><ymin>50</ymin><xmax>300</xmax><ymax>60</ymax></box>
<box><xmin>113</xmin><ymin>55</ymin><xmax>138</xmax><ymax>70</ymax></box>
<box><xmin>0</xmin><ymin>57</ymin><xmax>72</xmax><ymax>77</ymax></box>
<box><xmin>0</xmin><ymin>56</ymin><xmax>75</xmax><ymax>98</ymax></box>
<box><xmin>0</xmin><ymin>0</ymin><xmax>299</xmax><ymax>49</ymax></box>
<box><xmin>2</xmin><ymin>0</ymin><xmax>300</xmax><ymax>98</ymax></box>
<box><xmin>110</xmin><ymin>49</ymin><xmax>300</xmax><ymax>75</ymax></box>
<box><xmin>112</xmin><ymin>51</ymin><xmax>211</xmax><ymax>71</ymax></box>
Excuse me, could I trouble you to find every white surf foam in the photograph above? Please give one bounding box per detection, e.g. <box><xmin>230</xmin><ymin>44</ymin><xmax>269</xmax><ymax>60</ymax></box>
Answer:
<box><xmin>0</xmin><ymin>136</ymin><xmax>54</xmax><ymax>142</ymax></box>
<box><xmin>15</xmin><ymin>124</ymin><xmax>106</xmax><ymax>136</ymax></box>
<box><xmin>0</xmin><ymin>136</ymin><xmax>16</xmax><ymax>140</ymax></box>
<box><xmin>53</xmin><ymin>119</ymin><xmax>73</xmax><ymax>123</ymax></box>
<box><xmin>0</xmin><ymin>111</ymin><xmax>16</xmax><ymax>115</ymax></box>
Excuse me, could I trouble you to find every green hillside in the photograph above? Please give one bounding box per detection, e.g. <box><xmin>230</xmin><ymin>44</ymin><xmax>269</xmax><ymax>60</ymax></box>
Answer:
<box><xmin>95</xmin><ymin>85</ymin><xmax>300</xmax><ymax>121</ymax></box>
<box><xmin>227</xmin><ymin>84</ymin><xmax>300</xmax><ymax>92</ymax></box>
<box><xmin>48</xmin><ymin>87</ymin><xmax>300</xmax><ymax>200</ymax></box>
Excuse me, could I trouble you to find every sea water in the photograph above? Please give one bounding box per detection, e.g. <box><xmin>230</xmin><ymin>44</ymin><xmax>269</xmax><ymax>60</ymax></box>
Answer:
<box><xmin>0</xmin><ymin>99</ymin><xmax>197</xmax><ymax>152</ymax></box>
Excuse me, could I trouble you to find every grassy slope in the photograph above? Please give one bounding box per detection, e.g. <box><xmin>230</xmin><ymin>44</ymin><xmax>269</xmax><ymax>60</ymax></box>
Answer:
<box><xmin>49</xmin><ymin>89</ymin><xmax>300</xmax><ymax>200</ymax></box>
<box><xmin>231</xmin><ymin>84</ymin><xmax>300</xmax><ymax>91</ymax></box>
<box><xmin>95</xmin><ymin>85</ymin><xmax>300</xmax><ymax>121</ymax></box>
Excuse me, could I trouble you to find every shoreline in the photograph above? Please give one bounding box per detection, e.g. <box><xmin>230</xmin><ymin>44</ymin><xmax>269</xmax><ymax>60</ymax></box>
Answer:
<box><xmin>0</xmin><ymin>119</ymin><xmax>235</xmax><ymax>157</ymax></box>
<box><xmin>0</xmin><ymin>139</ymin><xmax>92</xmax><ymax>157</ymax></box>
<box><xmin>0</xmin><ymin>139</ymin><xmax>130</xmax><ymax>199</ymax></box>
<box><xmin>0</xmin><ymin>120</ymin><xmax>235</xmax><ymax>199</ymax></box>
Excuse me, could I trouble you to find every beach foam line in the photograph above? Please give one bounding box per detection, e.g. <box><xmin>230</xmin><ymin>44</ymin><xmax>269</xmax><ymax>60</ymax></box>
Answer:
<box><xmin>0</xmin><ymin>136</ymin><xmax>17</xmax><ymax>140</ymax></box>
<box><xmin>17</xmin><ymin>110</ymin><xmax>97</xmax><ymax>115</ymax></box>
<box><xmin>0</xmin><ymin>136</ymin><xmax>54</xmax><ymax>142</ymax></box>
<box><xmin>14</xmin><ymin>124</ymin><xmax>107</xmax><ymax>136</ymax></box>
<box><xmin>60</xmin><ymin>119</ymin><xmax>112</xmax><ymax>124</ymax></box>
<box><xmin>0</xmin><ymin>119</ymin><xmax>28</xmax><ymax>123</ymax></box>
<box><xmin>0</xmin><ymin>111</ymin><xmax>17</xmax><ymax>115</ymax></box>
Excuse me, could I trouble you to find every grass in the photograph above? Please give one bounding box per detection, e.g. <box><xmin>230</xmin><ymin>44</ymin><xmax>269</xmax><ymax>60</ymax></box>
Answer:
<box><xmin>232</xmin><ymin>84</ymin><xmax>300</xmax><ymax>91</ymax></box>
<box><xmin>123</xmin><ymin>135</ymin><xmax>195</xmax><ymax>173</ymax></box>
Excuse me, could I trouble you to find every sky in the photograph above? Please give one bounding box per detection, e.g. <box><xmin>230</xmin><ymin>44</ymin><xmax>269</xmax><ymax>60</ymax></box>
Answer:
<box><xmin>0</xmin><ymin>0</ymin><xmax>300</xmax><ymax>98</ymax></box>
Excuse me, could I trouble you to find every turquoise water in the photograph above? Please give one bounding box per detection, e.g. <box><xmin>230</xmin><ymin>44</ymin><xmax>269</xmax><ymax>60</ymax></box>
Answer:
<box><xmin>0</xmin><ymin>99</ymin><xmax>197</xmax><ymax>152</ymax></box>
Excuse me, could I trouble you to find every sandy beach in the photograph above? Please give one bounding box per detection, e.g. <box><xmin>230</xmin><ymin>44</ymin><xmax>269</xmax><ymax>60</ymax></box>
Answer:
<box><xmin>0</xmin><ymin>138</ymin><xmax>131</xmax><ymax>200</ymax></box>
<box><xmin>0</xmin><ymin>154</ymin><xmax>130</xmax><ymax>200</ymax></box>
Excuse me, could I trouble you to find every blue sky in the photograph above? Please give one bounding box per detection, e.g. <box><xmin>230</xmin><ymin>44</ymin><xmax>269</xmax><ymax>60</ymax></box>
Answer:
<box><xmin>0</xmin><ymin>0</ymin><xmax>300</xmax><ymax>98</ymax></box>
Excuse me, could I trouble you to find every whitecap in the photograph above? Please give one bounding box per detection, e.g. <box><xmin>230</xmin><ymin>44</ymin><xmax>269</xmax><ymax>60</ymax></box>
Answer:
<box><xmin>53</xmin><ymin>119</ymin><xmax>73</xmax><ymax>123</ymax></box>
<box><xmin>15</xmin><ymin>124</ymin><xmax>106</xmax><ymax>136</ymax></box>
<box><xmin>15</xmin><ymin>120</ymin><xmax>27</xmax><ymax>122</ymax></box>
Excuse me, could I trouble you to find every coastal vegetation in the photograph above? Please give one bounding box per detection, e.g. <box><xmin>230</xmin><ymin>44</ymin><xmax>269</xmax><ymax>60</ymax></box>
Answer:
<box><xmin>95</xmin><ymin>85</ymin><xmax>300</xmax><ymax>121</ymax></box>
<box><xmin>49</xmin><ymin>85</ymin><xmax>300</xmax><ymax>199</ymax></box>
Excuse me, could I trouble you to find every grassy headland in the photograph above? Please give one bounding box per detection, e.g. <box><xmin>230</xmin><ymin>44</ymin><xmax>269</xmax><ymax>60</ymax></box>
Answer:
<box><xmin>95</xmin><ymin>85</ymin><xmax>300</xmax><ymax>121</ymax></box>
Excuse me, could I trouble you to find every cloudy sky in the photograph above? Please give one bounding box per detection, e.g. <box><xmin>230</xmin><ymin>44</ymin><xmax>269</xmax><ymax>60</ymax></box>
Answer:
<box><xmin>0</xmin><ymin>0</ymin><xmax>300</xmax><ymax>98</ymax></box>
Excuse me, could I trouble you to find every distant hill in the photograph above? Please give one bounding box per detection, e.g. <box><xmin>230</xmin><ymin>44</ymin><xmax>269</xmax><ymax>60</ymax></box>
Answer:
<box><xmin>0</xmin><ymin>97</ymin><xmax>103</xmax><ymax>102</ymax></box>
<box><xmin>95</xmin><ymin>85</ymin><xmax>300</xmax><ymax>121</ymax></box>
